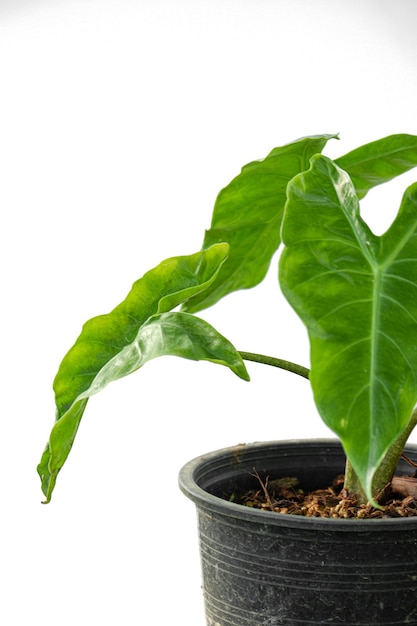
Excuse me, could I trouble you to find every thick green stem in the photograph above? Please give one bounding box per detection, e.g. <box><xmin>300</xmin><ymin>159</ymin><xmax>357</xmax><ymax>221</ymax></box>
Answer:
<box><xmin>344</xmin><ymin>459</ymin><xmax>367</xmax><ymax>504</ymax></box>
<box><xmin>239</xmin><ymin>351</ymin><xmax>310</xmax><ymax>380</ymax></box>
<box><xmin>345</xmin><ymin>406</ymin><xmax>417</xmax><ymax>505</ymax></box>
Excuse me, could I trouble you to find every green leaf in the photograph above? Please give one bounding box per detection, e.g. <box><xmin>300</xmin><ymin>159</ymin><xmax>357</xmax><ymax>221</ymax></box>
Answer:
<box><xmin>74</xmin><ymin>311</ymin><xmax>250</xmax><ymax>393</ymax></box>
<box><xmin>336</xmin><ymin>133</ymin><xmax>417</xmax><ymax>199</ymax></box>
<box><xmin>38</xmin><ymin>244</ymin><xmax>249</xmax><ymax>502</ymax></box>
<box><xmin>184</xmin><ymin>133</ymin><xmax>417</xmax><ymax>314</ymax></box>
<box><xmin>183</xmin><ymin>134</ymin><xmax>339</xmax><ymax>313</ymax></box>
<box><xmin>280</xmin><ymin>154</ymin><xmax>417</xmax><ymax>503</ymax></box>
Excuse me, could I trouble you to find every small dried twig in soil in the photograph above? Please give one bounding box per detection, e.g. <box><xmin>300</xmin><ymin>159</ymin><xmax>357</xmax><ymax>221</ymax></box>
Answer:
<box><xmin>250</xmin><ymin>468</ymin><xmax>275</xmax><ymax>511</ymax></box>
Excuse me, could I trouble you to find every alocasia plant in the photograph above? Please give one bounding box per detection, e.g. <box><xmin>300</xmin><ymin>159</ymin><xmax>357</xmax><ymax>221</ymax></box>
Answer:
<box><xmin>38</xmin><ymin>133</ymin><xmax>417</xmax><ymax>506</ymax></box>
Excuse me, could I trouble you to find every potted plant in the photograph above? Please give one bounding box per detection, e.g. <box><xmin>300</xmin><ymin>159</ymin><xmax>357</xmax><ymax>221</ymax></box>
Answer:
<box><xmin>38</xmin><ymin>133</ymin><xmax>417</xmax><ymax>623</ymax></box>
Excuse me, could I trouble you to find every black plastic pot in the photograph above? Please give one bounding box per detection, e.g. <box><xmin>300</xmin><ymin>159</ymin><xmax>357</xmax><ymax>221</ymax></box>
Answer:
<box><xmin>179</xmin><ymin>439</ymin><xmax>417</xmax><ymax>625</ymax></box>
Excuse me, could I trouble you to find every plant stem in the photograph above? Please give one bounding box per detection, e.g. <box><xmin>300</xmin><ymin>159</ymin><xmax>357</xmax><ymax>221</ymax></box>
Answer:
<box><xmin>344</xmin><ymin>407</ymin><xmax>417</xmax><ymax>505</ymax></box>
<box><xmin>239</xmin><ymin>351</ymin><xmax>310</xmax><ymax>379</ymax></box>
<box><xmin>344</xmin><ymin>459</ymin><xmax>367</xmax><ymax>504</ymax></box>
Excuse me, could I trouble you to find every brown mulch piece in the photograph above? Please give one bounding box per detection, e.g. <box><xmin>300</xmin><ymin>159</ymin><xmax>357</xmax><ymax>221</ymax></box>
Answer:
<box><xmin>232</xmin><ymin>472</ymin><xmax>417</xmax><ymax>519</ymax></box>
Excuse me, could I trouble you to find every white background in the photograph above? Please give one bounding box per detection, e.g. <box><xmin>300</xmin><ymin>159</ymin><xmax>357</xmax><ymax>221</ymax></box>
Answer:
<box><xmin>1</xmin><ymin>1</ymin><xmax>417</xmax><ymax>623</ymax></box>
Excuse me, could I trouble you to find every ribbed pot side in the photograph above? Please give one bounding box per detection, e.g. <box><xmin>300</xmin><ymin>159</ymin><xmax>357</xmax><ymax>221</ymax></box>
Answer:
<box><xmin>179</xmin><ymin>439</ymin><xmax>417</xmax><ymax>625</ymax></box>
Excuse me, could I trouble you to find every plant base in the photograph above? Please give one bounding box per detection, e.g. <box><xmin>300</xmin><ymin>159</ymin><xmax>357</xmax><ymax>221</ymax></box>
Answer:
<box><xmin>179</xmin><ymin>440</ymin><xmax>417</xmax><ymax>625</ymax></box>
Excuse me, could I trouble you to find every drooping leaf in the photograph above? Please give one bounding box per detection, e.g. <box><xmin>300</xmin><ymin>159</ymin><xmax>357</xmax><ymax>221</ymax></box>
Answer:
<box><xmin>183</xmin><ymin>134</ymin><xmax>339</xmax><ymax>313</ymax></box>
<box><xmin>74</xmin><ymin>311</ymin><xmax>250</xmax><ymax>396</ymax></box>
<box><xmin>335</xmin><ymin>133</ymin><xmax>417</xmax><ymax>199</ymax></box>
<box><xmin>38</xmin><ymin>244</ymin><xmax>249</xmax><ymax>502</ymax></box>
<box><xmin>280</xmin><ymin>154</ymin><xmax>417</xmax><ymax>503</ymax></box>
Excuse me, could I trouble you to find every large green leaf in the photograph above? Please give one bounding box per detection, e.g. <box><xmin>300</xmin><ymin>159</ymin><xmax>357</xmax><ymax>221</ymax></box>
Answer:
<box><xmin>183</xmin><ymin>134</ymin><xmax>338</xmax><ymax>313</ymax></box>
<box><xmin>184</xmin><ymin>133</ymin><xmax>417</xmax><ymax>314</ymax></box>
<box><xmin>38</xmin><ymin>244</ymin><xmax>249</xmax><ymax>502</ymax></box>
<box><xmin>280</xmin><ymin>154</ymin><xmax>417</xmax><ymax>503</ymax></box>
<box><xmin>335</xmin><ymin>133</ymin><xmax>417</xmax><ymax>199</ymax></box>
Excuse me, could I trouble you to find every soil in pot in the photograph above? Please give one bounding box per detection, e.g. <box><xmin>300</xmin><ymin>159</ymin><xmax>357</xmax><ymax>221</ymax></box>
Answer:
<box><xmin>234</xmin><ymin>465</ymin><xmax>417</xmax><ymax>519</ymax></box>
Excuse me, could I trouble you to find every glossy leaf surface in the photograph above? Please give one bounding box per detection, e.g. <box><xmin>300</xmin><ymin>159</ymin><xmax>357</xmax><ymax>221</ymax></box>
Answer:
<box><xmin>183</xmin><ymin>134</ymin><xmax>338</xmax><ymax>313</ymax></box>
<box><xmin>280</xmin><ymin>155</ymin><xmax>417</xmax><ymax>501</ymax></box>
<box><xmin>38</xmin><ymin>244</ymin><xmax>249</xmax><ymax>502</ymax></box>
<box><xmin>335</xmin><ymin>134</ymin><xmax>417</xmax><ymax>199</ymax></box>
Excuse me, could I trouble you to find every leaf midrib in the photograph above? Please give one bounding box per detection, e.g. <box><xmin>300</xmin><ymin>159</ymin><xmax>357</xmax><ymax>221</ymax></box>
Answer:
<box><xmin>369</xmin><ymin>266</ymin><xmax>382</xmax><ymax>459</ymax></box>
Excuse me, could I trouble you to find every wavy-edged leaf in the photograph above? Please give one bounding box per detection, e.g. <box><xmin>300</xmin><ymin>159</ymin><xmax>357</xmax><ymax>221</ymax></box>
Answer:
<box><xmin>38</xmin><ymin>244</ymin><xmax>249</xmax><ymax>502</ymax></box>
<box><xmin>336</xmin><ymin>133</ymin><xmax>417</xmax><ymax>199</ymax></box>
<box><xmin>183</xmin><ymin>134</ymin><xmax>338</xmax><ymax>313</ymax></box>
<box><xmin>280</xmin><ymin>154</ymin><xmax>417</xmax><ymax>502</ymax></box>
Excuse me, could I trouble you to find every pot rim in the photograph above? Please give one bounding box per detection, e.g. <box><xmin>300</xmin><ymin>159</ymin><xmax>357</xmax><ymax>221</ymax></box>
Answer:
<box><xmin>179</xmin><ymin>438</ymin><xmax>417</xmax><ymax>531</ymax></box>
